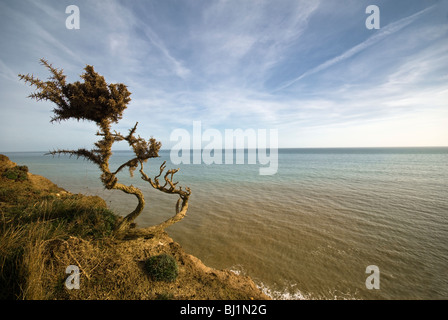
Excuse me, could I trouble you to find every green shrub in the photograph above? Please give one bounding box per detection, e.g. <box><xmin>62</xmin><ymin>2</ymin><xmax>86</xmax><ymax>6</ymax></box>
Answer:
<box><xmin>27</xmin><ymin>198</ymin><xmax>118</xmax><ymax>239</ymax></box>
<box><xmin>144</xmin><ymin>254</ymin><xmax>178</xmax><ymax>282</ymax></box>
<box><xmin>155</xmin><ymin>292</ymin><xmax>175</xmax><ymax>300</ymax></box>
<box><xmin>16</xmin><ymin>165</ymin><xmax>29</xmax><ymax>172</ymax></box>
<box><xmin>2</xmin><ymin>166</ymin><xmax>28</xmax><ymax>182</ymax></box>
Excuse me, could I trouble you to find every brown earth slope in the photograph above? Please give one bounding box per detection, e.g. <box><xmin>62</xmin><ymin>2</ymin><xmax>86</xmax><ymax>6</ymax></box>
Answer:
<box><xmin>0</xmin><ymin>154</ymin><xmax>269</xmax><ymax>300</ymax></box>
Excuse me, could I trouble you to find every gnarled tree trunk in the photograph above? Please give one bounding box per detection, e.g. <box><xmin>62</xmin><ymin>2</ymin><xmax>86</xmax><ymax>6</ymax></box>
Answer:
<box><xmin>113</xmin><ymin>183</ymin><xmax>145</xmax><ymax>233</ymax></box>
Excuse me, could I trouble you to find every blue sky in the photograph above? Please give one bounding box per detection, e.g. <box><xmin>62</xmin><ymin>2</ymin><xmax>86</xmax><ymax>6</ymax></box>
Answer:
<box><xmin>0</xmin><ymin>0</ymin><xmax>447</xmax><ymax>151</ymax></box>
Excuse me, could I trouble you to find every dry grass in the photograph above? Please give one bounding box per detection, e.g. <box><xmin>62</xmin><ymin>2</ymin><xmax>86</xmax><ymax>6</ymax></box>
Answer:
<box><xmin>1</xmin><ymin>223</ymin><xmax>269</xmax><ymax>300</ymax></box>
<box><xmin>0</xmin><ymin>155</ymin><xmax>269</xmax><ymax>300</ymax></box>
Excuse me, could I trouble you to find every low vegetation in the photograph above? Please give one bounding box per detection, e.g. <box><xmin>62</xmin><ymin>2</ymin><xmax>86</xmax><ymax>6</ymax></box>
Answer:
<box><xmin>144</xmin><ymin>253</ymin><xmax>179</xmax><ymax>283</ymax></box>
<box><xmin>0</xmin><ymin>156</ymin><xmax>117</xmax><ymax>299</ymax></box>
<box><xmin>2</xmin><ymin>165</ymin><xmax>28</xmax><ymax>182</ymax></box>
<box><xmin>0</xmin><ymin>155</ymin><xmax>269</xmax><ymax>300</ymax></box>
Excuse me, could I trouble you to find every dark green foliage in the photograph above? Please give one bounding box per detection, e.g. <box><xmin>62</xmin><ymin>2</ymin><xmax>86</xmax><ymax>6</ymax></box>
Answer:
<box><xmin>1</xmin><ymin>192</ymin><xmax>119</xmax><ymax>240</ymax></box>
<box><xmin>2</xmin><ymin>165</ymin><xmax>28</xmax><ymax>182</ymax></box>
<box><xmin>144</xmin><ymin>253</ymin><xmax>179</xmax><ymax>282</ymax></box>
<box><xmin>0</xmin><ymin>246</ymin><xmax>24</xmax><ymax>299</ymax></box>
<box><xmin>155</xmin><ymin>292</ymin><xmax>175</xmax><ymax>300</ymax></box>
<box><xmin>17</xmin><ymin>165</ymin><xmax>29</xmax><ymax>172</ymax></box>
<box><xmin>28</xmin><ymin>198</ymin><xmax>118</xmax><ymax>239</ymax></box>
<box><xmin>68</xmin><ymin>206</ymin><xmax>118</xmax><ymax>238</ymax></box>
<box><xmin>18</xmin><ymin>60</ymin><xmax>130</xmax><ymax>124</ymax></box>
<box><xmin>17</xmin><ymin>59</ymin><xmax>160</xmax><ymax>171</ymax></box>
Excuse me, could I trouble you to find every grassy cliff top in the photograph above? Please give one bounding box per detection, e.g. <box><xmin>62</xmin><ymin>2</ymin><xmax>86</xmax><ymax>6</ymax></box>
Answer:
<box><xmin>0</xmin><ymin>154</ymin><xmax>269</xmax><ymax>300</ymax></box>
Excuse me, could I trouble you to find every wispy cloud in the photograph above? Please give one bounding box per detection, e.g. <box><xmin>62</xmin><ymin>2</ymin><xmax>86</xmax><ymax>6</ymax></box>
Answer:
<box><xmin>186</xmin><ymin>0</ymin><xmax>319</xmax><ymax>80</ymax></box>
<box><xmin>139</xmin><ymin>26</ymin><xmax>191</xmax><ymax>79</ymax></box>
<box><xmin>275</xmin><ymin>4</ymin><xmax>437</xmax><ymax>91</ymax></box>
<box><xmin>0</xmin><ymin>0</ymin><xmax>447</xmax><ymax>151</ymax></box>
<box><xmin>0</xmin><ymin>58</ymin><xmax>17</xmax><ymax>82</ymax></box>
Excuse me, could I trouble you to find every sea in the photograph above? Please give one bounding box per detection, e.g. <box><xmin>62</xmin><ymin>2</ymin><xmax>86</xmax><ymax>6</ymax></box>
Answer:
<box><xmin>3</xmin><ymin>147</ymin><xmax>448</xmax><ymax>300</ymax></box>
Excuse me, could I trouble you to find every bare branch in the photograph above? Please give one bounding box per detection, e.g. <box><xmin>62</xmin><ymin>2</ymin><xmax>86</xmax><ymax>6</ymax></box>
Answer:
<box><xmin>46</xmin><ymin>148</ymin><xmax>101</xmax><ymax>165</ymax></box>
<box><xmin>127</xmin><ymin>122</ymin><xmax>139</xmax><ymax>140</ymax></box>
<box><xmin>111</xmin><ymin>157</ymin><xmax>139</xmax><ymax>176</ymax></box>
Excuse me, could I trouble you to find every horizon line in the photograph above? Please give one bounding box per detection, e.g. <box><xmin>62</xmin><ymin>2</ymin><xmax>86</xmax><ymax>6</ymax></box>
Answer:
<box><xmin>2</xmin><ymin>146</ymin><xmax>448</xmax><ymax>153</ymax></box>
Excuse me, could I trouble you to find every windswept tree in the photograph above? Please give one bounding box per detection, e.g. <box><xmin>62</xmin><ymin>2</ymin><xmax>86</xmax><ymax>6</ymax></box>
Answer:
<box><xmin>19</xmin><ymin>59</ymin><xmax>191</xmax><ymax>238</ymax></box>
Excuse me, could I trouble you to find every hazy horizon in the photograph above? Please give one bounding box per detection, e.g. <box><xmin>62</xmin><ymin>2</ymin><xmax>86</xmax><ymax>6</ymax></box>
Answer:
<box><xmin>2</xmin><ymin>146</ymin><xmax>448</xmax><ymax>154</ymax></box>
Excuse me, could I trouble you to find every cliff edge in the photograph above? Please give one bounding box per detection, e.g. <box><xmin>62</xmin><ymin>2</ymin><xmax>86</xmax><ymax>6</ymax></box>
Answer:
<box><xmin>0</xmin><ymin>154</ymin><xmax>269</xmax><ymax>300</ymax></box>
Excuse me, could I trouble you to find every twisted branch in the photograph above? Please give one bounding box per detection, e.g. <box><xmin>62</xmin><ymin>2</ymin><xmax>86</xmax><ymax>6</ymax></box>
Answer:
<box><xmin>46</xmin><ymin>148</ymin><xmax>102</xmax><ymax>165</ymax></box>
<box><xmin>124</xmin><ymin>161</ymin><xmax>191</xmax><ymax>238</ymax></box>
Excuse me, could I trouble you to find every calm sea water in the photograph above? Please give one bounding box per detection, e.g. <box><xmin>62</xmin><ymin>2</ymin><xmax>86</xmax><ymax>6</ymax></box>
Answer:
<box><xmin>4</xmin><ymin>147</ymin><xmax>448</xmax><ymax>299</ymax></box>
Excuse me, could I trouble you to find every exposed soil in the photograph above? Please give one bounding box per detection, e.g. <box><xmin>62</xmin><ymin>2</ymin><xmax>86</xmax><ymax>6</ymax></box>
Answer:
<box><xmin>0</xmin><ymin>154</ymin><xmax>270</xmax><ymax>300</ymax></box>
